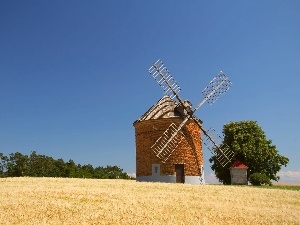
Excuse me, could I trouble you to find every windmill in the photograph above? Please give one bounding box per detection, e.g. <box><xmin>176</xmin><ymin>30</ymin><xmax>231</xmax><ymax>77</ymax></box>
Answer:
<box><xmin>133</xmin><ymin>59</ymin><xmax>234</xmax><ymax>184</ymax></box>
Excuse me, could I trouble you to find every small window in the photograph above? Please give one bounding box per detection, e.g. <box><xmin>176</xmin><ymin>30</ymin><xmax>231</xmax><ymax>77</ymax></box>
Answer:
<box><xmin>152</xmin><ymin>164</ymin><xmax>160</xmax><ymax>176</ymax></box>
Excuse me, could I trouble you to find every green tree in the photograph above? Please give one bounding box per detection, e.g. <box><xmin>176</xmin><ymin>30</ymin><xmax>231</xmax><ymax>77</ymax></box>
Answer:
<box><xmin>65</xmin><ymin>159</ymin><xmax>77</xmax><ymax>178</ymax></box>
<box><xmin>0</xmin><ymin>151</ymin><xmax>132</xmax><ymax>180</ymax></box>
<box><xmin>0</xmin><ymin>153</ymin><xmax>8</xmax><ymax>177</ymax></box>
<box><xmin>26</xmin><ymin>151</ymin><xmax>51</xmax><ymax>177</ymax></box>
<box><xmin>249</xmin><ymin>173</ymin><xmax>271</xmax><ymax>186</ymax></box>
<box><xmin>104</xmin><ymin>165</ymin><xmax>130</xmax><ymax>179</ymax></box>
<box><xmin>209</xmin><ymin>120</ymin><xmax>289</xmax><ymax>184</ymax></box>
<box><xmin>81</xmin><ymin>164</ymin><xmax>94</xmax><ymax>178</ymax></box>
<box><xmin>26</xmin><ymin>151</ymin><xmax>40</xmax><ymax>176</ymax></box>
<box><xmin>93</xmin><ymin>166</ymin><xmax>108</xmax><ymax>179</ymax></box>
<box><xmin>6</xmin><ymin>152</ymin><xmax>29</xmax><ymax>177</ymax></box>
<box><xmin>55</xmin><ymin>158</ymin><xmax>67</xmax><ymax>177</ymax></box>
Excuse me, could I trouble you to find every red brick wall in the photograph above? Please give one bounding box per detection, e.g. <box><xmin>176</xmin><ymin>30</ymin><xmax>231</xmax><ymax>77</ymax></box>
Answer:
<box><xmin>134</xmin><ymin>118</ymin><xmax>203</xmax><ymax>177</ymax></box>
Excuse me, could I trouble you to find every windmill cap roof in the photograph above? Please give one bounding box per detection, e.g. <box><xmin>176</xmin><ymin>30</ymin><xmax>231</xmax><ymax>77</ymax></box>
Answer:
<box><xmin>135</xmin><ymin>95</ymin><xmax>176</xmax><ymax>122</ymax></box>
<box><xmin>133</xmin><ymin>95</ymin><xmax>202</xmax><ymax>125</ymax></box>
<box><xmin>231</xmin><ymin>160</ymin><xmax>248</xmax><ymax>168</ymax></box>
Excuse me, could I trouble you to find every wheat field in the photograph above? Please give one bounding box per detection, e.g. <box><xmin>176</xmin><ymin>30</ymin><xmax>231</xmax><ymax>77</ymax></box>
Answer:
<box><xmin>0</xmin><ymin>177</ymin><xmax>299</xmax><ymax>225</ymax></box>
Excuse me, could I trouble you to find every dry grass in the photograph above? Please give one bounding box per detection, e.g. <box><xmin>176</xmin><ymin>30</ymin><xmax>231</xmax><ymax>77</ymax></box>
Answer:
<box><xmin>0</xmin><ymin>177</ymin><xmax>299</xmax><ymax>225</ymax></box>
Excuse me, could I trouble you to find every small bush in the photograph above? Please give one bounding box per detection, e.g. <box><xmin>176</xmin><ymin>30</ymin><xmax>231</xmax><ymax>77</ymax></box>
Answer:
<box><xmin>249</xmin><ymin>173</ymin><xmax>271</xmax><ymax>186</ymax></box>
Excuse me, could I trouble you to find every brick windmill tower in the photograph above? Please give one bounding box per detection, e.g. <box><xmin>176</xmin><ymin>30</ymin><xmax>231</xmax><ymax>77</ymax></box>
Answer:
<box><xmin>133</xmin><ymin>60</ymin><xmax>234</xmax><ymax>184</ymax></box>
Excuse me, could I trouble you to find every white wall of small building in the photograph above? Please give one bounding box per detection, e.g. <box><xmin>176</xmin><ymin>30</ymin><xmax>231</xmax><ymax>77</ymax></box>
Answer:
<box><xmin>230</xmin><ymin>168</ymin><xmax>248</xmax><ymax>185</ymax></box>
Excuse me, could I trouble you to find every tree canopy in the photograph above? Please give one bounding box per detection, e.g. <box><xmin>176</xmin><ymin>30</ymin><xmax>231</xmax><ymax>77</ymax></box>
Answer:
<box><xmin>0</xmin><ymin>151</ymin><xmax>133</xmax><ymax>179</ymax></box>
<box><xmin>209</xmin><ymin>120</ymin><xmax>289</xmax><ymax>184</ymax></box>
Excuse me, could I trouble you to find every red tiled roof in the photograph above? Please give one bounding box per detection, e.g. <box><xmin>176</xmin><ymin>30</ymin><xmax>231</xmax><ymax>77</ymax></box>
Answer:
<box><xmin>231</xmin><ymin>160</ymin><xmax>248</xmax><ymax>168</ymax></box>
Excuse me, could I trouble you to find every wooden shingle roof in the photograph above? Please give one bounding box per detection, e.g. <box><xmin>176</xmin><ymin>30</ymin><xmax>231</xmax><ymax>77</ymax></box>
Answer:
<box><xmin>135</xmin><ymin>96</ymin><xmax>180</xmax><ymax>122</ymax></box>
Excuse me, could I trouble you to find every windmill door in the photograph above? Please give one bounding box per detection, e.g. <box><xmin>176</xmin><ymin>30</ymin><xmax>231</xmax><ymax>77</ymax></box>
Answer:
<box><xmin>175</xmin><ymin>164</ymin><xmax>185</xmax><ymax>183</ymax></box>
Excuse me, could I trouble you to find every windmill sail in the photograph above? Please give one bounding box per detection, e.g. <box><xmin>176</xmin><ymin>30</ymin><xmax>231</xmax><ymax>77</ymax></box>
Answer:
<box><xmin>151</xmin><ymin>123</ymin><xmax>185</xmax><ymax>163</ymax></box>
<box><xmin>202</xmin><ymin>128</ymin><xmax>235</xmax><ymax>167</ymax></box>
<box><xmin>148</xmin><ymin>59</ymin><xmax>234</xmax><ymax>167</ymax></box>
<box><xmin>149</xmin><ymin>59</ymin><xmax>185</xmax><ymax>105</ymax></box>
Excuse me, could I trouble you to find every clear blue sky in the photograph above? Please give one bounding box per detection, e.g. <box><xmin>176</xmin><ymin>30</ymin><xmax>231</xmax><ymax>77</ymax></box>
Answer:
<box><xmin>1</xmin><ymin>1</ymin><xmax>299</xmax><ymax>183</ymax></box>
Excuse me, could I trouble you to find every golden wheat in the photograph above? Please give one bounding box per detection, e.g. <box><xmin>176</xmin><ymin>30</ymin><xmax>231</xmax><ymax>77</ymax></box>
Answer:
<box><xmin>0</xmin><ymin>177</ymin><xmax>299</xmax><ymax>224</ymax></box>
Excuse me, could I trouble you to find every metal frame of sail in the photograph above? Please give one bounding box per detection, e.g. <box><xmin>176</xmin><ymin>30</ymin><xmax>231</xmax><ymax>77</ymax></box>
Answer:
<box><xmin>148</xmin><ymin>59</ymin><xmax>234</xmax><ymax>166</ymax></box>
